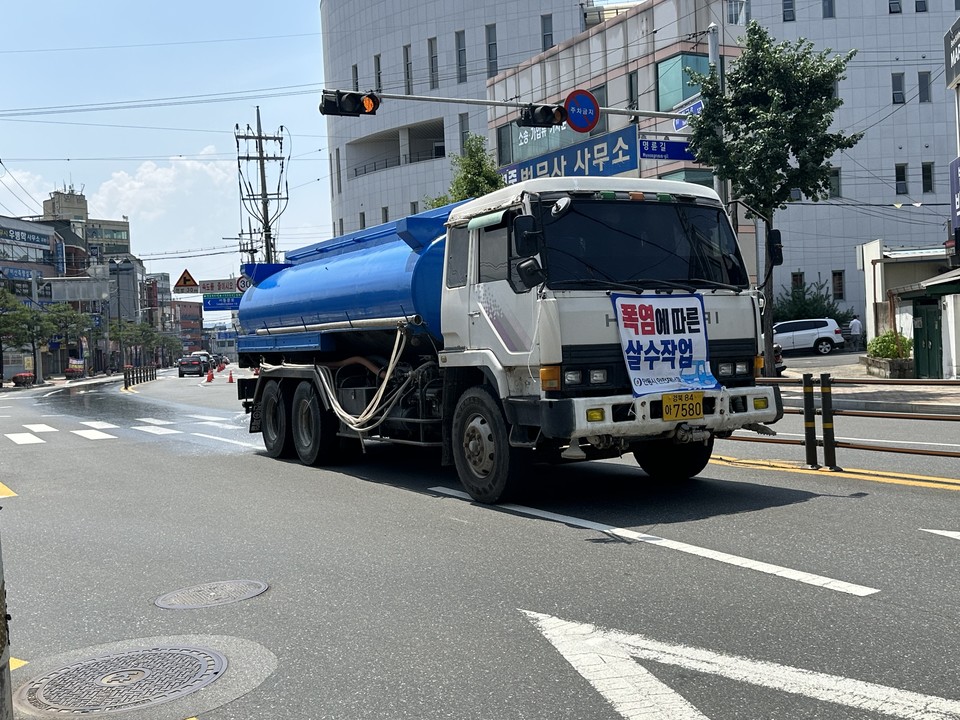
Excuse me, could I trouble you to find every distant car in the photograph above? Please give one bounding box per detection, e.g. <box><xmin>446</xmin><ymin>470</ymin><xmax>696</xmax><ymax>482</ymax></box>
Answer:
<box><xmin>178</xmin><ymin>356</ymin><xmax>205</xmax><ymax>377</ymax></box>
<box><xmin>773</xmin><ymin>318</ymin><xmax>845</xmax><ymax>355</ymax></box>
<box><xmin>189</xmin><ymin>351</ymin><xmax>213</xmax><ymax>372</ymax></box>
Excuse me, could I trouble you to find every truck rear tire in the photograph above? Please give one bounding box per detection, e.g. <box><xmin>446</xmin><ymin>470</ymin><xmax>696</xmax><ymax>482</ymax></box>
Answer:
<box><xmin>291</xmin><ymin>381</ymin><xmax>339</xmax><ymax>466</ymax></box>
<box><xmin>261</xmin><ymin>380</ymin><xmax>293</xmax><ymax>458</ymax></box>
<box><xmin>452</xmin><ymin>386</ymin><xmax>521</xmax><ymax>504</ymax></box>
<box><xmin>633</xmin><ymin>436</ymin><xmax>714</xmax><ymax>480</ymax></box>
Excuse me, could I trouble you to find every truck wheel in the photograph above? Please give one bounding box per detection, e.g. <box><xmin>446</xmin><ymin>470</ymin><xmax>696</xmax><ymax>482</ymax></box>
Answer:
<box><xmin>261</xmin><ymin>380</ymin><xmax>293</xmax><ymax>458</ymax></box>
<box><xmin>452</xmin><ymin>387</ymin><xmax>520</xmax><ymax>504</ymax></box>
<box><xmin>291</xmin><ymin>381</ymin><xmax>339</xmax><ymax>466</ymax></box>
<box><xmin>633</xmin><ymin>437</ymin><xmax>714</xmax><ymax>480</ymax></box>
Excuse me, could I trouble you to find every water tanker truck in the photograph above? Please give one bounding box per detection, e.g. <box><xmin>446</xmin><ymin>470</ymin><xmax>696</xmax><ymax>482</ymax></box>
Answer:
<box><xmin>236</xmin><ymin>177</ymin><xmax>783</xmax><ymax>503</ymax></box>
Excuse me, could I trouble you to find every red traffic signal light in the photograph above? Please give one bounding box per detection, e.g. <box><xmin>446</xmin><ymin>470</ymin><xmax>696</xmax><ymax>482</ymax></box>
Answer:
<box><xmin>517</xmin><ymin>104</ymin><xmax>567</xmax><ymax>128</ymax></box>
<box><xmin>319</xmin><ymin>90</ymin><xmax>381</xmax><ymax>117</ymax></box>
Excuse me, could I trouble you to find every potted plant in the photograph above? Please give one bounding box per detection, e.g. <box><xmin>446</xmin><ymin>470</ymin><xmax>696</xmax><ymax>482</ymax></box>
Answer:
<box><xmin>863</xmin><ymin>330</ymin><xmax>914</xmax><ymax>378</ymax></box>
<box><xmin>12</xmin><ymin>372</ymin><xmax>35</xmax><ymax>387</ymax></box>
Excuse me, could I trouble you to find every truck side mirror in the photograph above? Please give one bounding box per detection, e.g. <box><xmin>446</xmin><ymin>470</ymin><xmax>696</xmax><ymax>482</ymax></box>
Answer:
<box><xmin>516</xmin><ymin>258</ymin><xmax>546</xmax><ymax>289</ymax></box>
<box><xmin>513</xmin><ymin>215</ymin><xmax>542</xmax><ymax>257</ymax></box>
<box><xmin>767</xmin><ymin>228</ymin><xmax>783</xmax><ymax>267</ymax></box>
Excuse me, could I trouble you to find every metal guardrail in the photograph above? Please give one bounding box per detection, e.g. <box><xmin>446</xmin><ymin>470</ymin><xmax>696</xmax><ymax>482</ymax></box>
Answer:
<box><xmin>725</xmin><ymin>374</ymin><xmax>960</xmax><ymax>469</ymax></box>
<box><xmin>122</xmin><ymin>364</ymin><xmax>157</xmax><ymax>389</ymax></box>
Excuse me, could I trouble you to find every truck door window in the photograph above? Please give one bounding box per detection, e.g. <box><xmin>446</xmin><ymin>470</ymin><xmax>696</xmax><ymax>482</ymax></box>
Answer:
<box><xmin>446</xmin><ymin>225</ymin><xmax>469</xmax><ymax>288</ymax></box>
<box><xmin>478</xmin><ymin>224</ymin><xmax>509</xmax><ymax>283</ymax></box>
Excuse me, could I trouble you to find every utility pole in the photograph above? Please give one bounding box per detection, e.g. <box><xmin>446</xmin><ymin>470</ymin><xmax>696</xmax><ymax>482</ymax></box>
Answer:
<box><xmin>235</xmin><ymin>108</ymin><xmax>288</xmax><ymax>264</ymax></box>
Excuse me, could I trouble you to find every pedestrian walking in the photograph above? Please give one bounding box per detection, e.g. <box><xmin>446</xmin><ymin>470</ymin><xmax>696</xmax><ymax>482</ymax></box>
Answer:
<box><xmin>848</xmin><ymin>315</ymin><xmax>863</xmax><ymax>352</ymax></box>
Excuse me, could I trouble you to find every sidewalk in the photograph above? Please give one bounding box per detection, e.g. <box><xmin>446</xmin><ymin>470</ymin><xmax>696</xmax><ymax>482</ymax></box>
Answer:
<box><xmin>777</xmin><ymin>354</ymin><xmax>960</xmax><ymax>416</ymax></box>
<box><xmin>0</xmin><ymin>372</ymin><xmax>125</xmax><ymax>393</ymax></box>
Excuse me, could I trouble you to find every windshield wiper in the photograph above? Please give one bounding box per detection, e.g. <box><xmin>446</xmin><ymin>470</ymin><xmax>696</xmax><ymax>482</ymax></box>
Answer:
<box><xmin>681</xmin><ymin>277</ymin><xmax>744</xmax><ymax>292</ymax></box>
<box><xmin>550</xmin><ymin>278</ymin><xmax>696</xmax><ymax>293</ymax></box>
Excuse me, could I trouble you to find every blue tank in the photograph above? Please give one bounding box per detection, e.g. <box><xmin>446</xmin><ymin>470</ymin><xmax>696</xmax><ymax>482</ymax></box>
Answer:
<box><xmin>237</xmin><ymin>202</ymin><xmax>465</xmax><ymax>353</ymax></box>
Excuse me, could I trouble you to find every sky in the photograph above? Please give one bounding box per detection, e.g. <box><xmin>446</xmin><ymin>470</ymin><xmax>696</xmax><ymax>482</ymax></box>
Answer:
<box><xmin>1</xmin><ymin>1</ymin><xmax>330</xmax><ymax>323</ymax></box>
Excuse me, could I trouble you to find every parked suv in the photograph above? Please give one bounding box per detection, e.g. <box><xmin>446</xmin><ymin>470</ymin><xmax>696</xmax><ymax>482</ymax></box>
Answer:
<box><xmin>773</xmin><ymin>318</ymin><xmax>845</xmax><ymax>355</ymax></box>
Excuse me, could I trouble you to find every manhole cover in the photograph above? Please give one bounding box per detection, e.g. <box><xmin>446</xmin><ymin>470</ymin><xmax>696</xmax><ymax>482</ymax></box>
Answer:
<box><xmin>155</xmin><ymin>580</ymin><xmax>268</xmax><ymax>609</ymax></box>
<box><xmin>14</xmin><ymin>646</ymin><xmax>227</xmax><ymax>715</ymax></box>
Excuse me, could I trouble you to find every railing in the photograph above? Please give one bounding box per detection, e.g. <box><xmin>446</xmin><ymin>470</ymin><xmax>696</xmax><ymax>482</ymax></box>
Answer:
<box><xmin>123</xmin><ymin>364</ymin><xmax>157</xmax><ymax>390</ymax></box>
<box><xmin>352</xmin><ymin>150</ymin><xmax>443</xmax><ymax>178</ymax></box>
<box><xmin>723</xmin><ymin>374</ymin><xmax>960</xmax><ymax>468</ymax></box>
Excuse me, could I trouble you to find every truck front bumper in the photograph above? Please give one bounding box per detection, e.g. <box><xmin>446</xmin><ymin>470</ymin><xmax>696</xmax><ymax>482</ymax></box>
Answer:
<box><xmin>507</xmin><ymin>385</ymin><xmax>782</xmax><ymax>441</ymax></box>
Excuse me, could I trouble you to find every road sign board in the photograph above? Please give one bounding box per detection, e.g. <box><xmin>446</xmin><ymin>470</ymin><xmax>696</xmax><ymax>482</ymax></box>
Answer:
<box><xmin>673</xmin><ymin>98</ymin><xmax>704</xmax><ymax>131</ymax></box>
<box><xmin>638</xmin><ymin>138</ymin><xmax>694</xmax><ymax>162</ymax></box>
<box><xmin>564</xmin><ymin>89</ymin><xmax>600</xmax><ymax>134</ymax></box>
<box><xmin>203</xmin><ymin>294</ymin><xmax>242</xmax><ymax>311</ymax></box>
<box><xmin>235</xmin><ymin>276</ymin><xmax>251</xmax><ymax>293</ymax></box>
<box><xmin>173</xmin><ymin>269</ymin><xmax>199</xmax><ymax>292</ymax></box>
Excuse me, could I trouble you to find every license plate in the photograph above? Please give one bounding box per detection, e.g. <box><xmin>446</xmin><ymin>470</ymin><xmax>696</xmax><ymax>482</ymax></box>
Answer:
<box><xmin>662</xmin><ymin>391</ymin><xmax>704</xmax><ymax>421</ymax></box>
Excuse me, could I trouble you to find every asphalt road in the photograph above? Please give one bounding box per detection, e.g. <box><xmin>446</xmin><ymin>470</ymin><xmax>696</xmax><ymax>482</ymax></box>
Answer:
<box><xmin>1</xmin><ymin>371</ymin><xmax>958</xmax><ymax>719</ymax></box>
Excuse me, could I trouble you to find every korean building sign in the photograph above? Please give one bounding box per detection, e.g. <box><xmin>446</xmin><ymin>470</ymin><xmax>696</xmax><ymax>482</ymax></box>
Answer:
<box><xmin>0</xmin><ymin>224</ymin><xmax>52</xmax><ymax>247</ymax></box>
<box><xmin>611</xmin><ymin>293</ymin><xmax>719</xmax><ymax>396</ymax></box>
<box><xmin>500</xmin><ymin>126</ymin><xmax>638</xmax><ymax>185</ymax></box>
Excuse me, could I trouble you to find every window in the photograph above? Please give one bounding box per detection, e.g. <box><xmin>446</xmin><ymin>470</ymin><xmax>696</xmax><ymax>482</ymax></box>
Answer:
<box><xmin>889</xmin><ymin>0</ymin><xmax>902</xmax><ymax>12</ymax></box>
<box><xmin>832</xmin><ymin>270</ymin><xmax>845</xmax><ymax>300</ymax></box>
<box><xmin>382</xmin><ymin>206</ymin><xmax>389</xmax><ymax>223</ymax></box>
<box><xmin>351</xmin><ymin>64</ymin><xmax>359</xmax><ymax>91</ymax></box>
<box><xmin>359</xmin><ymin>212</ymin><xmax>366</xmax><ymax>229</ymax></box>
<box><xmin>410</xmin><ymin>201</ymin><xmax>419</xmax><ymax>215</ymax></box>
<box><xmin>456</xmin><ymin>30</ymin><xmax>467</xmax><ymax>84</ymax></box>
<box><xmin>828</xmin><ymin>168</ymin><xmax>841</xmax><ymax>198</ymax></box>
<box><xmin>541</xmin><ymin>14</ymin><xmax>554</xmax><ymax>52</ymax></box>
<box><xmin>822</xmin><ymin>0</ymin><xmax>834</xmax><ymax>17</ymax></box>
<box><xmin>459</xmin><ymin>113</ymin><xmax>470</xmax><ymax>152</ymax></box>
<box><xmin>916</xmin><ymin>0</ymin><xmax>927</xmax><ymax>10</ymax></box>
<box><xmin>791</xmin><ymin>272</ymin><xmax>805</xmax><ymax>290</ymax></box>
<box><xmin>789</xmin><ymin>188</ymin><xmax>802</xmax><ymax>201</ymax></box>
<box><xmin>338</xmin><ymin>218</ymin><xmax>344</xmax><ymax>236</ymax></box>
<box><xmin>428</xmin><ymin>37</ymin><xmax>439</xmax><ymax>89</ymax></box>
<box><xmin>403</xmin><ymin>45</ymin><xmax>413</xmax><ymax>94</ymax></box>
<box><xmin>628</xmin><ymin>70</ymin><xmax>639</xmax><ymax>123</ymax></box>
<box><xmin>497</xmin><ymin>123</ymin><xmax>512</xmax><ymax>166</ymax></box>
<box><xmin>892</xmin><ymin>73</ymin><xmax>905</xmax><ymax>104</ymax></box>
<box><xmin>590</xmin><ymin>84</ymin><xmax>608</xmax><ymax>136</ymax></box>
<box><xmin>922</xmin><ymin>162</ymin><xmax>934</xmax><ymax>192</ymax></box>
<box><xmin>445</xmin><ymin>226</ymin><xmax>469</xmax><ymax>288</ymax></box>
<box><xmin>478</xmin><ymin>224</ymin><xmax>509</xmax><ymax>283</ymax></box>
<box><xmin>727</xmin><ymin>0</ymin><xmax>749</xmax><ymax>24</ymax></box>
<box><xmin>374</xmin><ymin>55</ymin><xmax>382</xmax><ymax>93</ymax></box>
<box><xmin>486</xmin><ymin>24</ymin><xmax>498</xmax><ymax>78</ymax></box>
<box><xmin>783</xmin><ymin>0</ymin><xmax>795</xmax><ymax>21</ymax></box>
<box><xmin>335</xmin><ymin>148</ymin><xmax>342</xmax><ymax>194</ymax></box>
<box><xmin>657</xmin><ymin>54</ymin><xmax>710</xmax><ymax>110</ymax></box>
<box><xmin>895</xmin><ymin>164</ymin><xmax>908</xmax><ymax>194</ymax></box>
<box><xmin>918</xmin><ymin>71</ymin><xmax>931</xmax><ymax>103</ymax></box>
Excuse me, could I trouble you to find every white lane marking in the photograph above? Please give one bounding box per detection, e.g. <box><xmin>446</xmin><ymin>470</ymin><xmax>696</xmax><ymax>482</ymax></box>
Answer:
<box><xmin>195</xmin><ymin>421</ymin><xmax>240</xmax><ymax>430</ymax></box>
<box><xmin>132</xmin><ymin>426</ymin><xmax>182</xmax><ymax>435</ymax></box>
<box><xmin>23</xmin><ymin>424</ymin><xmax>58</xmax><ymax>433</ymax></box>
<box><xmin>524</xmin><ymin>610</ymin><xmax>960</xmax><ymax>719</ymax></box>
<box><xmin>756</xmin><ymin>432</ymin><xmax>960</xmax><ymax>450</ymax></box>
<box><xmin>5</xmin><ymin>433</ymin><xmax>44</xmax><ymax>445</ymax></box>
<box><xmin>187</xmin><ymin>414</ymin><xmax>229</xmax><ymax>421</ymax></box>
<box><xmin>40</xmin><ymin>414</ymin><xmax>65</xmax><ymax>417</ymax></box>
<box><xmin>432</xmin><ymin>487</ymin><xmax>879</xmax><ymax>597</ymax></box>
<box><xmin>135</xmin><ymin>417</ymin><xmax>175</xmax><ymax>425</ymax></box>
<box><xmin>920</xmin><ymin>529</ymin><xmax>960</xmax><ymax>541</ymax></box>
<box><xmin>191</xmin><ymin>433</ymin><xmax>262</xmax><ymax>448</ymax></box>
<box><xmin>80</xmin><ymin>421</ymin><xmax>118</xmax><ymax>430</ymax></box>
<box><xmin>71</xmin><ymin>429</ymin><xmax>117</xmax><ymax>440</ymax></box>
<box><xmin>41</xmin><ymin>389</ymin><xmax>63</xmax><ymax>397</ymax></box>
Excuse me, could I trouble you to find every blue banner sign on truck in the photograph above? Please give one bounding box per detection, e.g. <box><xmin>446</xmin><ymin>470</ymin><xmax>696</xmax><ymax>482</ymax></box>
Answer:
<box><xmin>499</xmin><ymin>126</ymin><xmax>637</xmax><ymax>185</ymax></box>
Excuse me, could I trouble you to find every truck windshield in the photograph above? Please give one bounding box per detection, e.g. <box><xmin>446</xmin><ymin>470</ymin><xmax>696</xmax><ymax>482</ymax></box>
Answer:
<box><xmin>537</xmin><ymin>196</ymin><xmax>750</xmax><ymax>291</ymax></box>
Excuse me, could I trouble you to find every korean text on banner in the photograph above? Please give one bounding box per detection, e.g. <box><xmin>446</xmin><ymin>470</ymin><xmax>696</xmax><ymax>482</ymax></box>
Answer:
<box><xmin>611</xmin><ymin>293</ymin><xmax>719</xmax><ymax>397</ymax></box>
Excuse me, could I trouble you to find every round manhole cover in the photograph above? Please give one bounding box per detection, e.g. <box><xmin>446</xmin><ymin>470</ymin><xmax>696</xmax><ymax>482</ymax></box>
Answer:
<box><xmin>155</xmin><ymin>580</ymin><xmax>268</xmax><ymax>609</ymax></box>
<box><xmin>14</xmin><ymin>646</ymin><xmax>227</xmax><ymax>715</ymax></box>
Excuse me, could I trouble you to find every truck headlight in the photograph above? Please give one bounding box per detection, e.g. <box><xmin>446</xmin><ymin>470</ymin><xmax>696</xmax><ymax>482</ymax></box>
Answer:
<box><xmin>589</xmin><ymin>369</ymin><xmax>607</xmax><ymax>384</ymax></box>
<box><xmin>718</xmin><ymin>362</ymin><xmax>734</xmax><ymax>376</ymax></box>
<box><xmin>564</xmin><ymin>370</ymin><xmax>582</xmax><ymax>385</ymax></box>
<box><xmin>736</xmin><ymin>361</ymin><xmax>750</xmax><ymax>374</ymax></box>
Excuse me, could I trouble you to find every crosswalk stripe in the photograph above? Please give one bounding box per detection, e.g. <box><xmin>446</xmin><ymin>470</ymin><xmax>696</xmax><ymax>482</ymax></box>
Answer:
<box><xmin>187</xmin><ymin>414</ymin><xmax>229</xmax><ymax>421</ymax></box>
<box><xmin>80</xmin><ymin>421</ymin><xmax>118</xmax><ymax>429</ymax></box>
<box><xmin>132</xmin><ymin>426</ymin><xmax>182</xmax><ymax>435</ymax></box>
<box><xmin>135</xmin><ymin>417</ymin><xmax>175</xmax><ymax>425</ymax></box>
<box><xmin>70</xmin><ymin>429</ymin><xmax>117</xmax><ymax>440</ymax></box>
<box><xmin>5</xmin><ymin>433</ymin><xmax>44</xmax><ymax>445</ymax></box>
<box><xmin>23</xmin><ymin>424</ymin><xmax>58</xmax><ymax>433</ymax></box>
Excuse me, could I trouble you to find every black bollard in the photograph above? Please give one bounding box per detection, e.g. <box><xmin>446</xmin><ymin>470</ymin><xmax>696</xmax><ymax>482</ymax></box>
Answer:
<box><xmin>802</xmin><ymin>373</ymin><xmax>820</xmax><ymax>469</ymax></box>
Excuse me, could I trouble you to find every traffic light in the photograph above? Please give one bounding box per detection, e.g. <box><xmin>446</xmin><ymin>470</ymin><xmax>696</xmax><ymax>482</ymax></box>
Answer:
<box><xmin>516</xmin><ymin>104</ymin><xmax>567</xmax><ymax>128</ymax></box>
<box><xmin>319</xmin><ymin>90</ymin><xmax>381</xmax><ymax>117</ymax></box>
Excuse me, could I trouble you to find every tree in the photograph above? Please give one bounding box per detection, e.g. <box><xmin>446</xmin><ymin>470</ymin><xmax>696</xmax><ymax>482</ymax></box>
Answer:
<box><xmin>772</xmin><ymin>278</ymin><xmax>853</xmax><ymax>325</ymax></box>
<box><xmin>424</xmin><ymin>134</ymin><xmax>505</xmax><ymax>208</ymax></box>
<box><xmin>686</xmin><ymin>21</ymin><xmax>862</xmax><ymax>375</ymax></box>
<box><xmin>46</xmin><ymin>303</ymin><xmax>91</xmax><ymax>370</ymax></box>
<box><xmin>0</xmin><ymin>288</ymin><xmax>25</xmax><ymax>386</ymax></box>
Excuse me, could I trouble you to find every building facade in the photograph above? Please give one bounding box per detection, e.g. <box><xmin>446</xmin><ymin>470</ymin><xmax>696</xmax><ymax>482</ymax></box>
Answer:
<box><xmin>319</xmin><ymin>0</ymin><xmax>597</xmax><ymax>238</ymax></box>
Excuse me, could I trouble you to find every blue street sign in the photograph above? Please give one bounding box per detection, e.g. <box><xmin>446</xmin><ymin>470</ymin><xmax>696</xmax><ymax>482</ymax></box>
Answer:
<box><xmin>673</xmin><ymin>99</ymin><xmax>704</xmax><ymax>131</ymax></box>
<box><xmin>499</xmin><ymin>126</ymin><xmax>638</xmax><ymax>185</ymax></box>
<box><xmin>564</xmin><ymin>89</ymin><xmax>601</xmax><ymax>134</ymax></box>
<box><xmin>203</xmin><ymin>295</ymin><xmax>242</xmax><ymax>311</ymax></box>
<box><xmin>638</xmin><ymin>139</ymin><xmax>694</xmax><ymax>162</ymax></box>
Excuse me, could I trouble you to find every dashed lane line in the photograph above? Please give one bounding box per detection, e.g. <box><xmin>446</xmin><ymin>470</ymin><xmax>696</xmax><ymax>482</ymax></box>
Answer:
<box><xmin>431</xmin><ymin>487</ymin><xmax>880</xmax><ymax>597</ymax></box>
<box><xmin>191</xmin><ymin>433</ymin><xmax>262</xmax><ymax>448</ymax></box>
<box><xmin>920</xmin><ymin>529</ymin><xmax>960</xmax><ymax>541</ymax></box>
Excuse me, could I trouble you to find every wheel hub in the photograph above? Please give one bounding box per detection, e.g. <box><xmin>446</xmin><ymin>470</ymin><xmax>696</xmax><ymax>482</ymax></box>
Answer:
<box><xmin>462</xmin><ymin>415</ymin><xmax>494</xmax><ymax>477</ymax></box>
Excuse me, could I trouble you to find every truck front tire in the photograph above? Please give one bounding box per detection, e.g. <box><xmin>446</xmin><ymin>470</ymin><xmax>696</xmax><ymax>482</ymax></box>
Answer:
<box><xmin>452</xmin><ymin>387</ymin><xmax>520</xmax><ymax>504</ymax></box>
<box><xmin>633</xmin><ymin>436</ymin><xmax>714</xmax><ymax>480</ymax></box>
<box><xmin>291</xmin><ymin>381</ymin><xmax>339</xmax><ymax>466</ymax></box>
<box><xmin>261</xmin><ymin>380</ymin><xmax>294</xmax><ymax>458</ymax></box>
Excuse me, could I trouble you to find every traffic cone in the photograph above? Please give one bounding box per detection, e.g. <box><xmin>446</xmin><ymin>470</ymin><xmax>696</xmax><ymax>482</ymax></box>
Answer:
<box><xmin>218</xmin><ymin>363</ymin><xmax>225</xmax><ymax>372</ymax></box>
<box><xmin>228</xmin><ymin>370</ymin><xmax>234</xmax><ymax>383</ymax></box>
<box><xmin>206</xmin><ymin>368</ymin><xmax>214</xmax><ymax>383</ymax></box>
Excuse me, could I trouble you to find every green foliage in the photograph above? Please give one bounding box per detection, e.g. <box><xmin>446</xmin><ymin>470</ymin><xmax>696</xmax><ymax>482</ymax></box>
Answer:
<box><xmin>867</xmin><ymin>330</ymin><xmax>912</xmax><ymax>359</ymax></box>
<box><xmin>772</xmin><ymin>278</ymin><xmax>853</xmax><ymax>325</ymax></box>
<box><xmin>686</xmin><ymin>21</ymin><xmax>862</xmax><ymax>220</ymax></box>
<box><xmin>424</xmin><ymin>134</ymin><xmax>505</xmax><ymax>209</ymax></box>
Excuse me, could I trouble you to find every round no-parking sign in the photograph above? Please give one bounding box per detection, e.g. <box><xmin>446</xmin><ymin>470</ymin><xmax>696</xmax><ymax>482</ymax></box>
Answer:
<box><xmin>564</xmin><ymin>89</ymin><xmax>601</xmax><ymax>134</ymax></box>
